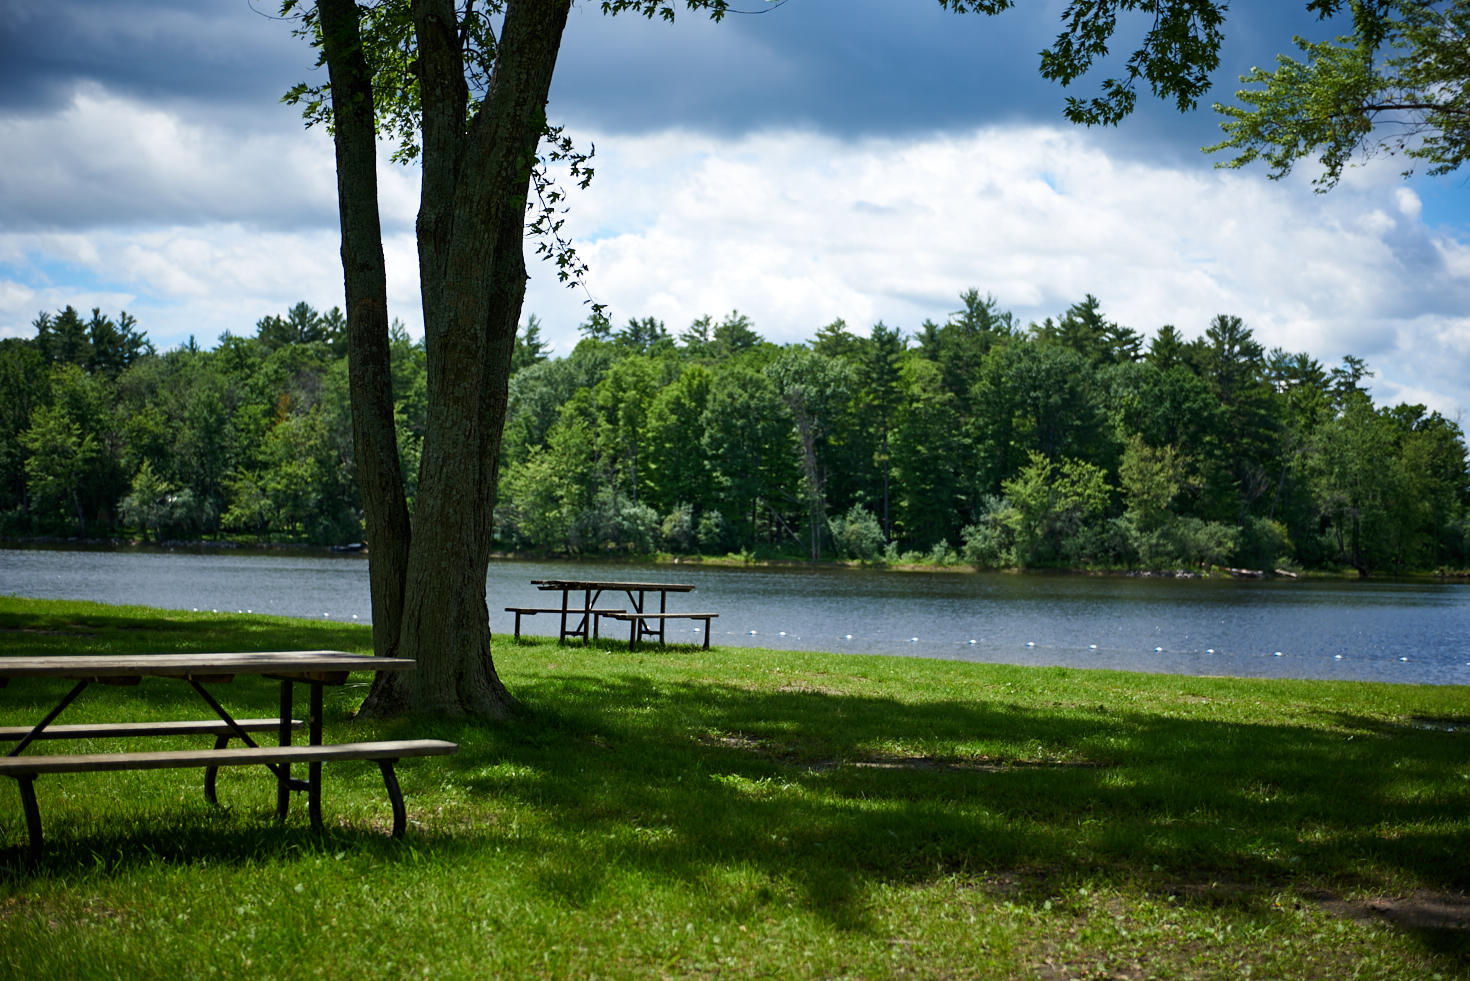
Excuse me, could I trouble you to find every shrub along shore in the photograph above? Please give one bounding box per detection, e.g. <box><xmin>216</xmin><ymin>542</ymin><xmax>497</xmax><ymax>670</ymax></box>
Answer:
<box><xmin>0</xmin><ymin>596</ymin><xmax>1467</xmax><ymax>980</ymax></box>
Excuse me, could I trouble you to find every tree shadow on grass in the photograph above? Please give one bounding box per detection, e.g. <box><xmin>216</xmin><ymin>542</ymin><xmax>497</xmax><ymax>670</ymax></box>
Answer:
<box><xmin>413</xmin><ymin>671</ymin><xmax>1470</xmax><ymax>932</ymax></box>
<box><xmin>0</xmin><ymin>811</ymin><xmax>417</xmax><ymax>877</ymax></box>
<box><xmin>4</xmin><ymin>655</ymin><xmax>1470</xmax><ymax>961</ymax></box>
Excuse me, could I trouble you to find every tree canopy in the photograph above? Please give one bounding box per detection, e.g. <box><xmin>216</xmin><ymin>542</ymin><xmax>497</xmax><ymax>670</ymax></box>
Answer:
<box><xmin>1209</xmin><ymin>1</ymin><xmax>1470</xmax><ymax>187</ymax></box>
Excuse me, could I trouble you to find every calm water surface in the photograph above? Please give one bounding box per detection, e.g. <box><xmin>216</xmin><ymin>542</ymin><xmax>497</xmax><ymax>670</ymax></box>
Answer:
<box><xmin>2</xmin><ymin>544</ymin><xmax>1467</xmax><ymax>685</ymax></box>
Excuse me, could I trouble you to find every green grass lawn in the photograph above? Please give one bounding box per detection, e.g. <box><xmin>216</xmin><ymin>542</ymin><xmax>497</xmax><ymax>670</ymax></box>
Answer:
<box><xmin>0</xmin><ymin>595</ymin><xmax>1467</xmax><ymax>980</ymax></box>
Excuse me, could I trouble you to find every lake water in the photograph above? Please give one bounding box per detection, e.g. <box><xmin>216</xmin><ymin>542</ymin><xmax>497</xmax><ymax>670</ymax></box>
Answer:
<box><xmin>2</xmin><ymin>543</ymin><xmax>1468</xmax><ymax>686</ymax></box>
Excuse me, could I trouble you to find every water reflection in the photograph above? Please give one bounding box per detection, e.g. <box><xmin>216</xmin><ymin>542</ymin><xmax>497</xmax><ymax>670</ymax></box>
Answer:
<box><xmin>1</xmin><ymin>543</ymin><xmax>1466</xmax><ymax>685</ymax></box>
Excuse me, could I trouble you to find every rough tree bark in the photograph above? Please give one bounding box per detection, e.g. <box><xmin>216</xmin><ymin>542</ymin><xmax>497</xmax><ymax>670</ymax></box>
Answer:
<box><xmin>349</xmin><ymin>0</ymin><xmax>572</xmax><ymax>717</ymax></box>
<box><xmin>318</xmin><ymin>0</ymin><xmax>414</xmax><ymax>665</ymax></box>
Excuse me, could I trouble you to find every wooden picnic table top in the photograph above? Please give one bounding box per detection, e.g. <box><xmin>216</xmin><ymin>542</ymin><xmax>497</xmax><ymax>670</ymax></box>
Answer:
<box><xmin>531</xmin><ymin>580</ymin><xmax>695</xmax><ymax>592</ymax></box>
<box><xmin>0</xmin><ymin>651</ymin><xmax>411</xmax><ymax>680</ymax></box>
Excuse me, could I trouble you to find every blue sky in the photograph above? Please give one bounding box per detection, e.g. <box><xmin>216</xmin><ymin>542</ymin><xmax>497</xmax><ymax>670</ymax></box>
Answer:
<box><xmin>2</xmin><ymin>0</ymin><xmax>1468</xmax><ymax>410</ymax></box>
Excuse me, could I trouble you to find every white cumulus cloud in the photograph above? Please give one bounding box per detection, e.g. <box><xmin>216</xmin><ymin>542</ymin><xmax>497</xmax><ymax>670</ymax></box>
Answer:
<box><xmin>523</xmin><ymin>126</ymin><xmax>1470</xmax><ymax>412</ymax></box>
<box><xmin>1</xmin><ymin>87</ymin><xmax>1466</xmax><ymax>414</ymax></box>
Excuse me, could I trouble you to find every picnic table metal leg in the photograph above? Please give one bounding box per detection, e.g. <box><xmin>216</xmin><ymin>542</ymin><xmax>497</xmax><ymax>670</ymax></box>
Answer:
<box><xmin>589</xmin><ymin>588</ymin><xmax>605</xmax><ymax>643</ymax></box>
<box><xmin>702</xmin><ymin>617</ymin><xmax>711</xmax><ymax>650</ymax></box>
<box><xmin>629</xmin><ymin>590</ymin><xmax>644</xmax><ymax>650</ymax></box>
<box><xmin>7</xmin><ymin>680</ymin><xmax>89</xmax><ymax>758</ymax></box>
<box><xmin>190</xmin><ymin>678</ymin><xmax>298</xmax><ymax>789</ymax></box>
<box><xmin>16</xmin><ymin>775</ymin><xmax>41</xmax><ymax>870</ymax></box>
<box><xmin>308</xmin><ymin>682</ymin><xmax>324</xmax><ymax>832</ymax></box>
<box><xmin>377</xmin><ymin>759</ymin><xmax>407</xmax><ymax>838</ymax></box>
<box><xmin>204</xmin><ymin>734</ymin><xmax>227</xmax><ymax>804</ymax></box>
<box><xmin>277</xmin><ymin>681</ymin><xmax>292</xmax><ymax>820</ymax></box>
<box><xmin>514</xmin><ymin>611</ymin><xmax>522</xmax><ymax>641</ymax></box>
<box><xmin>559</xmin><ymin>589</ymin><xmax>569</xmax><ymax>644</ymax></box>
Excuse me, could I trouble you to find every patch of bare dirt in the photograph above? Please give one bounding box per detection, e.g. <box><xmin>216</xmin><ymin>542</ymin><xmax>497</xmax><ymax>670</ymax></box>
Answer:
<box><xmin>695</xmin><ymin>732</ymin><xmax>1105</xmax><ymax>773</ymax></box>
<box><xmin>697</xmin><ymin>733</ymin><xmax>762</xmax><ymax>751</ymax></box>
<box><xmin>1313</xmin><ymin>888</ymin><xmax>1470</xmax><ymax>930</ymax></box>
<box><xmin>1168</xmin><ymin>879</ymin><xmax>1269</xmax><ymax>907</ymax></box>
<box><xmin>776</xmin><ymin>682</ymin><xmax>847</xmax><ymax>696</ymax></box>
<box><xmin>1406</xmin><ymin>716</ymin><xmax>1470</xmax><ymax>732</ymax></box>
<box><xmin>800</xmin><ymin>755</ymin><xmax>1104</xmax><ymax>774</ymax></box>
<box><xmin>845</xmin><ymin>757</ymin><xmax>1102</xmax><ymax>773</ymax></box>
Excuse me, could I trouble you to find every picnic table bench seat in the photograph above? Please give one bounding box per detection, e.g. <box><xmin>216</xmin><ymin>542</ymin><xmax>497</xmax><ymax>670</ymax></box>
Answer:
<box><xmin>602</xmin><ymin>612</ymin><xmax>719</xmax><ymax>651</ymax></box>
<box><xmin>504</xmin><ymin>606</ymin><xmax>626</xmax><ymax>641</ymax></box>
<box><xmin>1</xmin><ymin>717</ymin><xmax>306</xmax><ymax>807</ymax></box>
<box><xmin>0</xmin><ymin>738</ymin><xmax>458</xmax><ymax>866</ymax></box>
<box><xmin>0</xmin><ymin>718</ymin><xmax>301</xmax><ymax>741</ymax></box>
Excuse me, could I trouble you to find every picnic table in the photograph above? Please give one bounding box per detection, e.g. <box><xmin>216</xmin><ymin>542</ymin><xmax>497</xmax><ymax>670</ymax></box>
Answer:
<box><xmin>0</xmin><ymin>651</ymin><xmax>457</xmax><ymax>868</ymax></box>
<box><xmin>507</xmin><ymin>579</ymin><xmax>717</xmax><ymax>650</ymax></box>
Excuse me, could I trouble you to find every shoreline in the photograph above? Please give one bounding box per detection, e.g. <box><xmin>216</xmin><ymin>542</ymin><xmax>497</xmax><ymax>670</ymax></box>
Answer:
<box><xmin>6</xmin><ymin>535</ymin><xmax>1466</xmax><ymax>580</ymax></box>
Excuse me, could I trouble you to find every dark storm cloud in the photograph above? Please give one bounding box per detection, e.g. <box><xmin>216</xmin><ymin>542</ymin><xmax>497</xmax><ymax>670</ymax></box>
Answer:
<box><xmin>0</xmin><ymin>0</ymin><xmax>341</xmax><ymax>231</ymax></box>
<box><xmin>548</xmin><ymin>0</ymin><xmax>1347</xmax><ymax>165</ymax></box>
<box><xmin>549</xmin><ymin>0</ymin><xmax>1053</xmax><ymax>134</ymax></box>
<box><xmin>4</xmin><ymin>0</ymin><xmax>1346</xmax><ymax>153</ymax></box>
<box><xmin>0</xmin><ymin>0</ymin><xmax>312</xmax><ymax>114</ymax></box>
<box><xmin>0</xmin><ymin>0</ymin><xmax>1366</xmax><ymax>233</ymax></box>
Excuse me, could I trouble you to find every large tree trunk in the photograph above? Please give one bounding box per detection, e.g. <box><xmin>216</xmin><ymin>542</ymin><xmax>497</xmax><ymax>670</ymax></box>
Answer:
<box><xmin>318</xmin><ymin>0</ymin><xmax>414</xmax><ymax>676</ymax></box>
<box><xmin>367</xmin><ymin>0</ymin><xmax>571</xmax><ymax>717</ymax></box>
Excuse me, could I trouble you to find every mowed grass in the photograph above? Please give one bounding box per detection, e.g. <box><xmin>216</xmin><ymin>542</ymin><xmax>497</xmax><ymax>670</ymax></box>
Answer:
<box><xmin>0</xmin><ymin>596</ymin><xmax>1468</xmax><ymax>980</ymax></box>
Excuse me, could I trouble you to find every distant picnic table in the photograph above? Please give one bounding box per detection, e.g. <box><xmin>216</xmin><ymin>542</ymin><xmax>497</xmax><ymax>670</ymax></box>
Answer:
<box><xmin>506</xmin><ymin>579</ymin><xmax>717</xmax><ymax>650</ymax></box>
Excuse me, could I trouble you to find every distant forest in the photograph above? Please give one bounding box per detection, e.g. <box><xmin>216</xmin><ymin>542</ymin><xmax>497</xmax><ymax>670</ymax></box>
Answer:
<box><xmin>2</xmin><ymin>292</ymin><xmax>1466</xmax><ymax>575</ymax></box>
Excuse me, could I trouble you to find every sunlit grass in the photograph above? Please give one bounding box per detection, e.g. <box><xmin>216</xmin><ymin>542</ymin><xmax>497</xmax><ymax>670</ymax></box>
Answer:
<box><xmin>0</xmin><ymin>596</ymin><xmax>1467</xmax><ymax>979</ymax></box>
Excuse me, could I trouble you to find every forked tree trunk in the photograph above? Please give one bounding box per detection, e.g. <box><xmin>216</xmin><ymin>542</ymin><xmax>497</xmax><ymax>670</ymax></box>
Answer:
<box><xmin>318</xmin><ymin>0</ymin><xmax>414</xmax><ymax>667</ymax></box>
<box><xmin>359</xmin><ymin>0</ymin><xmax>571</xmax><ymax>717</ymax></box>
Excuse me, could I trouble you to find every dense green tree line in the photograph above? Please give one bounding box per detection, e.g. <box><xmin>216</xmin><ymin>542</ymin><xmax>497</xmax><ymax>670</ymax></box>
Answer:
<box><xmin>4</xmin><ymin>295</ymin><xmax>1466</xmax><ymax>574</ymax></box>
<box><xmin>0</xmin><ymin>303</ymin><xmax>409</xmax><ymax>545</ymax></box>
<box><xmin>496</xmin><ymin>293</ymin><xmax>1469</xmax><ymax>574</ymax></box>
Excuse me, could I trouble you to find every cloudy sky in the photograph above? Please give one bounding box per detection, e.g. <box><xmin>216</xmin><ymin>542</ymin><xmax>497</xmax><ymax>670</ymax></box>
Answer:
<box><xmin>2</xmin><ymin>0</ymin><xmax>1468</xmax><ymax>412</ymax></box>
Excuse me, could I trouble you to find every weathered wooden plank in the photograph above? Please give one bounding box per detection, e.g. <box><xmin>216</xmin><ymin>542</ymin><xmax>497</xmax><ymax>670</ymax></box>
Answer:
<box><xmin>0</xmin><ymin>719</ymin><xmax>302</xmax><ymax>741</ymax></box>
<box><xmin>0</xmin><ymin>651</ymin><xmax>414</xmax><ymax>679</ymax></box>
<box><xmin>504</xmin><ymin>607</ymin><xmax>626</xmax><ymax>615</ymax></box>
<box><xmin>0</xmin><ymin>739</ymin><xmax>457</xmax><ymax>775</ymax></box>
<box><xmin>602</xmin><ymin>613</ymin><xmax>719</xmax><ymax>620</ymax></box>
<box><xmin>530</xmin><ymin>580</ymin><xmax>695</xmax><ymax>592</ymax></box>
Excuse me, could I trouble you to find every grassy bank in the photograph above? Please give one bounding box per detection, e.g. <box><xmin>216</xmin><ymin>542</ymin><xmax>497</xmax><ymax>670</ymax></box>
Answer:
<box><xmin>0</xmin><ymin>597</ymin><xmax>1467</xmax><ymax>980</ymax></box>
